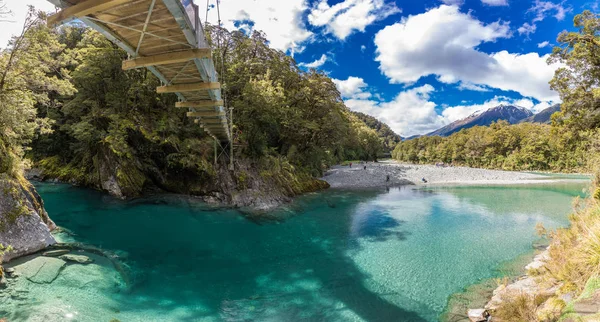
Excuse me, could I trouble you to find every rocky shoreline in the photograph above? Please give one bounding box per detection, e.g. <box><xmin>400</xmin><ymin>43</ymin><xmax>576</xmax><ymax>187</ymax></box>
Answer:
<box><xmin>467</xmin><ymin>249</ymin><xmax>554</xmax><ymax>321</ymax></box>
<box><xmin>466</xmin><ymin>246</ymin><xmax>600</xmax><ymax>321</ymax></box>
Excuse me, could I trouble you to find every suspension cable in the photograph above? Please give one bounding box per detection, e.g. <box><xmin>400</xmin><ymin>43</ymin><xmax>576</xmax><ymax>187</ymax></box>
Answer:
<box><xmin>215</xmin><ymin>0</ymin><xmax>229</xmax><ymax>135</ymax></box>
<box><xmin>204</xmin><ymin>0</ymin><xmax>209</xmax><ymax>30</ymax></box>
<box><xmin>204</xmin><ymin>0</ymin><xmax>231</xmax><ymax>139</ymax></box>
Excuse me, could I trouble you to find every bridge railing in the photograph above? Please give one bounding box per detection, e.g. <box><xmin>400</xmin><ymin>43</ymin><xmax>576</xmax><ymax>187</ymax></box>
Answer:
<box><xmin>180</xmin><ymin>0</ymin><xmax>209</xmax><ymax>48</ymax></box>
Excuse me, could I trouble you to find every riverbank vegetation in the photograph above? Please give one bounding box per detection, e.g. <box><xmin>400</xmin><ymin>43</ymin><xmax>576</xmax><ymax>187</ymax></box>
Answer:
<box><xmin>471</xmin><ymin>10</ymin><xmax>600</xmax><ymax>321</ymax></box>
<box><xmin>392</xmin><ymin>122</ymin><xmax>599</xmax><ymax>172</ymax></box>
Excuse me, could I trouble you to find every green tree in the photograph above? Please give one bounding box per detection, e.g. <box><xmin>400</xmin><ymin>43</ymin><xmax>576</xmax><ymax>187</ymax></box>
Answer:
<box><xmin>0</xmin><ymin>7</ymin><xmax>74</xmax><ymax>176</ymax></box>
<box><xmin>549</xmin><ymin>10</ymin><xmax>600</xmax><ymax>130</ymax></box>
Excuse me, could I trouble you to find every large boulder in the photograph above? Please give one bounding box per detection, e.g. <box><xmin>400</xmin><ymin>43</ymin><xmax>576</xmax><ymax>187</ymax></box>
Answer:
<box><xmin>0</xmin><ymin>175</ymin><xmax>56</xmax><ymax>262</ymax></box>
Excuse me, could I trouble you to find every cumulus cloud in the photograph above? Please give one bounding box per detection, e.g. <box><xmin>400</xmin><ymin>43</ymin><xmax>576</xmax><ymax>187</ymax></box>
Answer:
<box><xmin>213</xmin><ymin>0</ymin><xmax>312</xmax><ymax>54</ymax></box>
<box><xmin>374</xmin><ymin>5</ymin><xmax>561</xmax><ymax>102</ymax></box>
<box><xmin>332</xmin><ymin>76</ymin><xmax>372</xmax><ymax>99</ymax></box>
<box><xmin>344</xmin><ymin>84</ymin><xmax>447</xmax><ymax>137</ymax></box>
<box><xmin>334</xmin><ymin>77</ymin><xmax>558</xmax><ymax>137</ymax></box>
<box><xmin>481</xmin><ymin>0</ymin><xmax>509</xmax><ymax>6</ymax></box>
<box><xmin>299</xmin><ymin>54</ymin><xmax>329</xmax><ymax>68</ymax></box>
<box><xmin>307</xmin><ymin>0</ymin><xmax>401</xmax><ymax>40</ymax></box>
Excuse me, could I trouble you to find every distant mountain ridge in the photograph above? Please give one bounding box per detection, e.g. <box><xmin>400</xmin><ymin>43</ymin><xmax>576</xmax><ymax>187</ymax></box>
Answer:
<box><xmin>519</xmin><ymin>104</ymin><xmax>561</xmax><ymax>124</ymax></box>
<box><xmin>427</xmin><ymin>104</ymin><xmax>533</xmax><ymax>137</ymax></box>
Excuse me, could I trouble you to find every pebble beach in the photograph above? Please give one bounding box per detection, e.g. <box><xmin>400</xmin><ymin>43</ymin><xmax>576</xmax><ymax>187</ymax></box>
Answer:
<box><xmin>322</xmin><ymin>160</ymin><xmax>569</xmax><ymax>189</ymax></box>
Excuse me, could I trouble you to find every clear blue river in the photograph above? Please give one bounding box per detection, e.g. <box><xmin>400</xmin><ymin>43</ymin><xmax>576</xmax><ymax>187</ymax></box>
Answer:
<box><xmin>0</xmin><ymin>181</ymin><xmax>588</xmax><ymax>321</ymax></box>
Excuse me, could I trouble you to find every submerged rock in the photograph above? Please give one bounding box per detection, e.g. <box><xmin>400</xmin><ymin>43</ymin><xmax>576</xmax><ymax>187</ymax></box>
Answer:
<box><xmin>42</xmin><ymin>249</ymin><xmax>70</xmax><ymax>257</ymax></box>
<box><xmin>59</xmin><ymin>254</ymin><xmax>93</xmax><ymax>264</ymax></box>
<box><xmin>20</xmin><ymin>256</ymin><xmax>66</xmax><ymax>284</ymax></box>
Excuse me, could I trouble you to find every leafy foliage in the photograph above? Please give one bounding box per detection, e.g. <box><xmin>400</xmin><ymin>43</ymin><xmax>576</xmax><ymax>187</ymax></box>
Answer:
<box><xmin>351</xmin><ymin>111</ymin><xmax>401</xmax><ymax>153</ymax></box>
<box><xmin>0</xmin><ymin>8</ymin><xmax>74</xmax><ymax>177</ymax></box>
<box><xmin>549</xmin><ymin>10</ymin><xmax>600</xmax><ymax>130</ymax></box>
<box><xmin>393</xmin><ymin>121</ymin><xmax>598</xmax><ymax>172</ymax></box>
<box><xmin>210</xmin><ymin>27</ymin><xmax>382</xmax><ymax>169</ymax></box>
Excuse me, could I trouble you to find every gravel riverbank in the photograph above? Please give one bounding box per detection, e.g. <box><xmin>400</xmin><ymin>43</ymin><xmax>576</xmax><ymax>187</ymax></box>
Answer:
<box><xmin>322</xmin><ymin>161</ymin><xmax>569</xmax><ymax>189</ymax></box>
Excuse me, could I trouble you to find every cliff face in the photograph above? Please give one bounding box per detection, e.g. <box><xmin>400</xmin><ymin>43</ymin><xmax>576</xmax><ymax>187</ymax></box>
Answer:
<box><xmin>0</xmin><ymin>175</ymin><xmax>56</xmax><ymax>262</ymax></box>
<box><xmin>30</xmin><ymin>152</ymin><xmax>329</xmax><ymax>211</ymax></box>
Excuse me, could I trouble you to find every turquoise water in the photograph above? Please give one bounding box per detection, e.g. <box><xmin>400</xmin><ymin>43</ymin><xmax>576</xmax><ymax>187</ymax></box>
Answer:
<box><xmin>1</xmin><ymin>181</ymin><xmax>588</xmax><ymax>322</ymax></box>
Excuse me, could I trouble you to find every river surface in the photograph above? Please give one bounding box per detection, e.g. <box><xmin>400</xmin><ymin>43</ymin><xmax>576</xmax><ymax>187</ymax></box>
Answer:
<box><xmin>1</xmin><ymin>181</ymin><xmax>589</xmax><ymax>322</ymax></box>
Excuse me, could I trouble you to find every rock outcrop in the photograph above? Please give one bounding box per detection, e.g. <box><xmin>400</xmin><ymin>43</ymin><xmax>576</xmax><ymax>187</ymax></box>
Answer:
<box><xmin>0</xmin><ymin>175</ymin><xmax>56</xmax><ymax>262</ymax></box>
<box><xmin>31</xmin><ymin>155</ymin><xmax>329</xmax><ymax>211</ymax></box>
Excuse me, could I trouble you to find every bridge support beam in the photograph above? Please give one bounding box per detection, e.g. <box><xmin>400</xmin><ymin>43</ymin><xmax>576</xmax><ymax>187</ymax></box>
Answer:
<box><xmin>186</xmin><ymin>111</ymin><xmax>226</xmax><ymax>117</ymax></box>
<box><xmin>47</xmin><ymin>0</ymin><xmax>130</xmax><ymax>26</ymax></box>
<box><xmin>176</xmin><ymin>100</ymin><xmax>223</xmax><ymax>108</ymax></box>
<box><xmin>156</xmin><ymin>82</ymin><xmax>220</xmax><ymax>93</ymax></box>
<box><xmin>122</xmin><ymin>49</ymin><xmax>212</xmax><ymax>70</ymax></box>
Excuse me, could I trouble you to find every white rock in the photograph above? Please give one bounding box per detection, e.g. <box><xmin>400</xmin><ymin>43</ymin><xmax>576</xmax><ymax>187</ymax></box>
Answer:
<box><xmin>468</xmin><ymin>308</ymin><xmax>489</xmax><ymax>322</ymax></box>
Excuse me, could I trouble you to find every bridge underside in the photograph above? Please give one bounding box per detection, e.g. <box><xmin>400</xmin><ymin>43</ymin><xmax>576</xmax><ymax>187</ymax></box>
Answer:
<box><xmin>47</xmin><ymin>0</ymin><xmax>231</xmax><ymax>143</ymax></box>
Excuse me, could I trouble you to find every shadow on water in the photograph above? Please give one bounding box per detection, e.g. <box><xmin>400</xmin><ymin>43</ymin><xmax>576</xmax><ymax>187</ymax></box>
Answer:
<box><xmin>31</xmin><ymin>183</ymin><xmax>428</xmax><ymax>322</ymax></box>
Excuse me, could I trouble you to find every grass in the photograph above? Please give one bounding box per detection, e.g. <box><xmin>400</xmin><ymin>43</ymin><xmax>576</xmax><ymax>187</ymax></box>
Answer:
<box><xmin>491</xmin><ymin>170</ymin><xmax>600</xmax><ymax>321</ymax></box>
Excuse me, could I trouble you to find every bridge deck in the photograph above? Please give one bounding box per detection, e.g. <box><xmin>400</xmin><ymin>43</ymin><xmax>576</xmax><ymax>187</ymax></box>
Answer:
<box><xmin>47</xmin><ymin>0</ymin><xmax>231</xmax><ymax>142</ymax></box>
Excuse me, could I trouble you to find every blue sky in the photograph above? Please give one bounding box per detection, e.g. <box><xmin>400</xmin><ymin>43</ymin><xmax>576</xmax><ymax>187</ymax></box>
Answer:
<box><xmin>2</xmin><ymin>0</ymin><xmax>597</xmax><ymax>136</ymax></box>
<box><xmin>212</xmin><ymin>0</ymin><xmax>595</xmax><ymax>136</ymax></box>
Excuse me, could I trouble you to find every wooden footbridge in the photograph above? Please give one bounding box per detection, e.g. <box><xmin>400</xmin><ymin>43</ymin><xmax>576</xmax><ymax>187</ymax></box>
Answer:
<box><xmin>46</xmin><ymin>0</ymin><xmax>234</xmax><ymax>166</ymax></box>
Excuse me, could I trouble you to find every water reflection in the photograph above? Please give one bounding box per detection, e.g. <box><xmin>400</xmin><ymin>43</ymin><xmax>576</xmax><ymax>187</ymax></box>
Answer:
<box><xmin>0</xmin><ymin>182</ymin><xmax>585</xmax><ymax>322</ymax></box>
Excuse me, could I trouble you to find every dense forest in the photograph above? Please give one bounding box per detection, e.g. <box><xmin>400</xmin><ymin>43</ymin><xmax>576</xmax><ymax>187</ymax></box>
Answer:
<box><xmin>351</xmin><ymin>111</ymin><xmax>402</xmax><ymax>153</ymax></box>
<box><xmin>0</xmin><ymin>7</ymin><xmax>384</xmax><ymax>202</ymax></box>
<box><xmin>393</xmin><ymin>11</ymin><xmax>600</xmax><ymax>173</ymax></box>
<box><xmin>392</xmin><ymin>121</ymin><xmax>599</xmax><ymax>172</ymax></box>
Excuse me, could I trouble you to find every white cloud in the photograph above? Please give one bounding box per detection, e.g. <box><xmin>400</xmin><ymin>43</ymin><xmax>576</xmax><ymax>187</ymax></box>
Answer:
<box><xmin>299</xmin><ymin>54</ymin><xmax>329</xmax><ymax>68</ymax></box>
<box><xmin>529</xmin><ymin>0</ymin><xmax>569</xmax><ymax>22</ymax></box>
<box><xmin>360</xmin><ymin>45</ymin><xmax>366</xmax><ymax>52</ymax></box>
<box><xmin>374</xmin><ymin>5</ymin><xmax>561</xmax><ymax>102</ymax></box>
<box><xmin>0</xmin><ymin>0</ymin><xmax>56</xmax><ymax>48</ymax></box>
<box><xmin>335</xmin><ymin>77</ymin><xmax>559</xmax><ymax>136</ymax></box>
<box><xmin>345</xmin><ymin>84</ymin><xmax>447</xmax><ymax>137</ymax></box>
<box><xmin>441</xmin><ymin>0</ymin><xmax>465</xmax><ymax>5</ymax></box>
<box><xmin>481</xmin><ymin>0</ymin><xmax>509</xmax><ymax>6</ymax></box>
<box><xmin>209</xmin><ymin>0</ymin><xmax>312</xmax><ymax>54</ymax></box>
<box><xmin>517</xmin><ymin>1</ymin><xmax>570</xmax><ymax>38</ymax></box>
<box><xmin>308</xmin><ymin>0</ymin><xmax>401</xmax><ymax>40</ymax></box>
<box><xmin>517</xmin><ymin>22</ymin><xmax>537</xmax><ymax>36</ymax></box>
<box><xmin>457</xmin><ymin>82</ymin><xmax>491</xmax><ymax>92</ymax></box>
<box><xmin>332</xmin><ymin>76</ymin><xmax>372</xmax><ymax>99</ymax></box>
<box><xmin>537</xmin><ymin>41</ymin><xmax>551</xmax><ymax>48</ymax></box>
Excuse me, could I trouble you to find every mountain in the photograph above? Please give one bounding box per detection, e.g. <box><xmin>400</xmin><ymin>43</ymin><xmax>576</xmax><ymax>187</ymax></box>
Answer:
<box><xmin>519</xmin><ymin>104</ymin><xmax>561</xmax><ymax>124</ymax></box>
<box><xmin>351</xmin><ymin>111</ymin><xmax>402</xmax><ymax>152</ymax></box>
<box><xmin>427</xmin><ymin>104</ymin><xmax>534</xmax><ymax>137</ymax></box>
